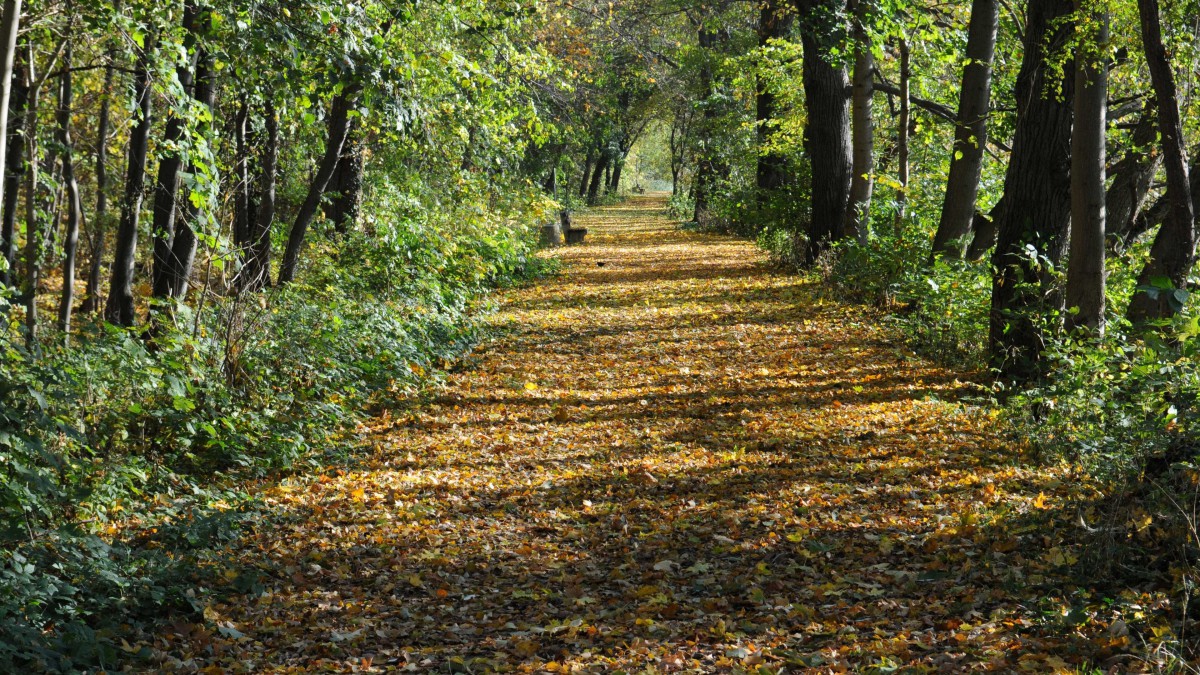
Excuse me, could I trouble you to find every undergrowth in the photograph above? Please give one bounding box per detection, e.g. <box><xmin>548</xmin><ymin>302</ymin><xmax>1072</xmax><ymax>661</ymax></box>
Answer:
<box><xmin>0</xmin><ymin>180</ymin><xmax>556</xmax><ymax>671</ymax></box>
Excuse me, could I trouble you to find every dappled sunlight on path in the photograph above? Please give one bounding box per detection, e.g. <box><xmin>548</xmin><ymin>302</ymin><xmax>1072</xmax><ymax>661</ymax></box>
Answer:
<box><xmin>162</xmin><ymin>195</ymin><xmax>1101</xmax><ymax>672</ymax></box>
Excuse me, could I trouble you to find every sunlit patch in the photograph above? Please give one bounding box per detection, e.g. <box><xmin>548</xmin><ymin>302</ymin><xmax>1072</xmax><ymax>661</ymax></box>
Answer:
<box><xmin>158</xmin><ymin>196</ymin><xmax>1113</xmax><ymax>672</ymax></box>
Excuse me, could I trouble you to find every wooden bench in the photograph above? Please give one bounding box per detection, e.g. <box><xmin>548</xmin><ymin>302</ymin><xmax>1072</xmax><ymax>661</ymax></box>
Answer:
<box><xmin>565</xmin><ymin>228</ymin><xmax>588</xmax><ymax>245</ymax></box>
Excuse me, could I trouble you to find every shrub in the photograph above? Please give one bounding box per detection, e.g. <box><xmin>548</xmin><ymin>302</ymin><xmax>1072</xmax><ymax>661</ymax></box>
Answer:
<box><xmin>0</xmin><ymin>175</ymin><xmax>553</xmax><ymax>671</ymax></box>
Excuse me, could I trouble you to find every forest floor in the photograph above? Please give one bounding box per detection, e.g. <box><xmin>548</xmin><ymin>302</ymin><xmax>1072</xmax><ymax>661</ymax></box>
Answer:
<box><xmin>158</xmin><ymin>196</ymin><xmax>1137</xmax><ymax>673</ymax></box>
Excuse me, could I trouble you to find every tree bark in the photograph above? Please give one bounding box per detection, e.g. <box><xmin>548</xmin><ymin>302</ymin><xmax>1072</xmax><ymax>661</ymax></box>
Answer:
<box><xmin>278</xmin><ymin>90</ymin><xmax>355</xmax><ymax>285</ymax></box>
<box><xmin>1065</xmin><ymin>5</ymin><xmax>1107</xmax><ymax>334</ymax></box>
<box><xmin>587</xmin><ymin>152</ymin><xmax>608</xmax><ymax>206</ymax></box>
<box><xmin>167</xmin><ymin>36</ymin><xmax>214</xmax><ymax>300</ymax></box>
<box><xmin>1127</xmin><ymin>0</ymin><xmax>1195</xmax><ymax>324</ymax></box>
<box><xmin>57</xmin><ymin>42</ymin><xmax>82</xmax><ymax>336</ymax></box>
<box><xmin>578</xmin><ymin>148</ymin><xmax>594</xmax><ymax>199</ymax></box>
<box><xmin>22</xmin><ymin>42</ymin><xmax>40</xmax><ymax>342</ymax></box>
<box><xmin>988</xmin><ymin>0</ymin><xmax>1074</xmax><ymax>382</ymax></box>
<box><xmin>797</xmin><ymin>0</ymin><xmax>852</xmax><ymax>265</ymax></box>
<box><xmin>151</xmin><ymin>3</ymin><xmax>199</xmax><ymax>299</ymax></box>
<box><xmin>930</xmin><ymin>0</ymin><xmax>999</xmax><ymax>260</ymax></box>
<box><xmin>756</xmin><ymin>0</ymin><xmax>793</xmax><ymax>204</ymax></box>
<box><xmin>0</xmin><ymin>50</ymin><xmax>25</xmax><ymax>287</ymax></box>
<box><xmin>104</xmin><ymin>39</ymin><xmax>153</xmax><ymax>327</ymax></box>
<box><xmin>233</xmin><ymin>102</ymin><xmax>257</xmax><ymax>258</ymax></box>
<box><xmin>81</xmin><ymin>51</ymin><xmax>114</xmax><ymax>314</ymax></box>
<box><xmin>0</xmin><ymin>0</ymin><xmax>21</xmax><ymax>284</ymax></box>
<box><xmin>609</xmin><ymin>158</ymin><xmax>624</xmax><ymax>194</ymax></box>
<box><xmin>327</xmin><ymin>120</ymin><xmax>363</xmax><ymax>235</ymax></box>
<box><xmin>893</xmin><ymin>37</ymin><xmax>910</xmax><ymax>232</ymax></box>
<box><xmin>843</xmin><ymin>0</ymin><xmax>874</xmax><ymax>242</ymax></box>
<box><xmin>692</xmin><ymin>26</ymin><xmax>731</xmax><ymax>225</ymax></box>
<box><xmin>241</xmin><ymin>99</ymin><xmax>277</xmax><ymax>291</ymax></box>
<box><xmin>1104</xmin><ymin>104</ymin><xmax>1159</xmax><ymax>250</ymax></box>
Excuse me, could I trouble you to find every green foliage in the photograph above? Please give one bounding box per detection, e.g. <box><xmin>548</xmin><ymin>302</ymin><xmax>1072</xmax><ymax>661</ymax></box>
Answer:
<box><xmin>824</xmin><ymin>222</ymin><xmax>990</xmax><ymax>367</ymax></box>
<box><xmin>0</xmin><ymin>172</ymin><xmax>549</xmax><ymax>669</ymax></box>
<box><xmin>1011</xmin><ymin>315</ymin><xmax>1200</xmax><ymax>481</ymax></box>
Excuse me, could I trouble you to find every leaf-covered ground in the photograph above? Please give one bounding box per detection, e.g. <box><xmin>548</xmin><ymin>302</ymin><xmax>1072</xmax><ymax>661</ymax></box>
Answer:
<box><xmin>157</xmin><ymin>196</ymin><xmax>1151</xmax><ymax>672</ymax></box>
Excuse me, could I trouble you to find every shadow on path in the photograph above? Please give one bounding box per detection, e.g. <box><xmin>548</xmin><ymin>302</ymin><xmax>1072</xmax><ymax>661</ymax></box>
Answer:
<box><xmin>159</xmin><ymin>195</ymin><xmax>1105</xmax><ymax>673</ymax></box>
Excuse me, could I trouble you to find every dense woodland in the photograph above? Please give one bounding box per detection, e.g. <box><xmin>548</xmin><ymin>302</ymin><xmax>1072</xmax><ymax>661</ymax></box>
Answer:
<box><xmin>3</xmin><ymin>0</ymin><xmax>1200</xmax><ymax>669</ymax></box>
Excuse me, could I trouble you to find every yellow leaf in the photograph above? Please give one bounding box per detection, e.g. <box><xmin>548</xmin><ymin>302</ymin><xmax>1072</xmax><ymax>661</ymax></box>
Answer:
<box><xmin>1032</xmin><ymin>492</ymin><xmax>1048</xmax><ymax>509</ymax></box>
<box><xmin>407</xmin><ymin>574</ymin><xmax>423</xmax><ymax>588</ymax></box>
<box><xmin>524</xmin><ymin>381</ymin><xmax>538</xmax><ymax>390</ymax></box>
<box><xmin>351</xmin><ymin>487</ymin><xmax>366</xmax><ymax>502</ymax></box>
<box><xmin>879</xmin><ymin>535</ymin><xmax>894</xmax><ymax>554</ymax></box>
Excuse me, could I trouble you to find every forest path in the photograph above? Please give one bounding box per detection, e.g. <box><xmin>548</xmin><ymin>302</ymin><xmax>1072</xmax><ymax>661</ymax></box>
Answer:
<box><xmin>169</xmin><ymin>195</ymin><xmax>1088</xmax><ymax>672</ymax></box>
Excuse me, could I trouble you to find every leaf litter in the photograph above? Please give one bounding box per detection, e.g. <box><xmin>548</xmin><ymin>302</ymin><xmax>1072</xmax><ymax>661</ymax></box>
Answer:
<box><xmin>152</xmin><ymin>196</ymin><xmax>1153</xmax><ymax>672</ymax></box>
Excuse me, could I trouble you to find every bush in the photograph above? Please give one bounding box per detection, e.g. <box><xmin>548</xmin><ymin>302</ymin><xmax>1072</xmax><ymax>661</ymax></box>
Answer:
<box><xmin>0</xmin><ymin>175</ymin><xmax>553</xmax><ymax>671</ymax></box>
<box><xmin>828</xmin><ymin>223</ymin><xmax>991</xmax><ymax>368</ymax></box>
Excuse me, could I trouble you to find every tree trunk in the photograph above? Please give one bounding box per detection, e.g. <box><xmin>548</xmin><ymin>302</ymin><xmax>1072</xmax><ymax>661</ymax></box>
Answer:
<box><xmin>0</xmin><ymin>50</ymin><xmax>25</xmax><ymax>287</ymax></box>
<box><xmin>57</xmin><ymin>43</ymin><xmax>82</xmax><ymax>336</ymax></box>
<box><xmin>988</xmin><ymin>0</ymin><xmax>1075</xmax><ymax>382</ymax></box>
<box><xmin>22</xmin><ymin>42</ymin><xmax>40</xmax><ymax>342</ymax></box>
<box><xmin>1104</xmin><ymin>104</ymin><xmax>1160</xmax><ymax>250</ymax></box>
<box><xmin>587</xmin><ymin>152</ymin><xmax>608</xmax><ymax>206</ymax></box>
<box><xmin>966</xmin><ymin>200</ymin><xmax>1003</xmax><ymax>260</ymax></box>
<box><xmin>797</xmin><ymin>0</ymin><xmax>852</xmax><ymax>265</ymax></box>
<box><xmin>278</xmin><ymin>90</ymin><xmax>355</xmax><ymax>284</ymax></box>
<box><xmin>1127</xmin><ymin>0</ymin><xmax>1195</xmax><ymax>324</ymax></box>
<box><xmin>81</xmin><ymin>52</ymin><xmax>114</xmax><ymax>314</ymax></box>
<box><xmin>1065</xmin><ymin>5</ymin><xmax>1107</xmax><ymax>334</ymax></box>
<box><xmin>104</xmin><ymin>39</ymin><xmax>153</xmax><ymax>327</ymax></box>
<box><xmin>609</xmin><ymin>159</ymin><xmax>624</xmax><ymax>194</ymax></box>
<box><xmin>327</xmin><ymin>120</ymin><xmax>363</xmax><ymax>235</ymax></box>
<box><xmin>843</xmin><ymin>0</ymin><xmax>874</xmax><ymax>243</ymax></box>
<box><xmin>1119</xmin><ymin>154</ymin><xmax>1200</xmax><ymax>251</ymax></box>
<box><xmin>167</xmin><ymin>36</ymin><xmax>214</xmax><ymax>300</ymax></box>
<box><xmin>692</xmin><ymin>26</ymin><xmax>730</xmax><ymax>225</ymax></box>
<box><xmin>151</xmin><ymin>4</ymin><xmax>199</xmax><ymax>300</ymax></box>
<box><xmin>756</xmin><ymin>0</ymin><xmax>793</xmax><ymax>205</ymax></box>
<box><xmin>233</xmin><ymin>102</ymin><xmax>257</xmax><ymax>257</ymax></box>
<box><xmin>0</xmin><ymin>0</ymin><xmax>21</xmax><ymax>284</ymax></box>
<box><xmin>931</xmin><ymin>0</ymin><xmax>999</xmax><ymax>259</ymax></box>
<box><xmin>241</xmin><ymin>99</ymin><xmax>277</xmax><ymax>291</ymax></box>
<box><xmin>578</xmin><ymin>149</ymin><xmax>594</xmax><ymax>199</ymax></box>
<box><xmin>893</xmin><ymin>37</ymin><xmax>910</xmax><ymax>232</ymax></box>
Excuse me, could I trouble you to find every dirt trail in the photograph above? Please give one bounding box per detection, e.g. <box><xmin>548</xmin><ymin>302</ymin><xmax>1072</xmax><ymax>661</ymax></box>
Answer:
<box><xmin>165</xmin><ymin>195</ymin><xmax>1087</xmax><ymax>672</ymax></box>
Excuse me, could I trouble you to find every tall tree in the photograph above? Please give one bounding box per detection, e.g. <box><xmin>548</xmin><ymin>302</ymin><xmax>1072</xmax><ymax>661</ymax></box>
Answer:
<box><xmin>81</xmin><ymin>49</ymin><xmax>116</xmax><ymax>313</ymax></box>
<box><xmin>929</xmin><ymin>0</ymin><xmax>999</xmax><ymax>259</ymax></box>
<box><xmin>328</xmin><ymin>122</ymin><xmax>363</xmax><ymax>235</ymax></box>
<box><xmin>0</xmin><ymin>0</ymin><xmax>21</xmax><ymax>281</ymax></box>
<box><xmin>278</xmin><ymin>90</ymin><xmax>356</xmax><ymax>284</ymax></box>
<box><xmin>150</xmin><ymin>3</ymin><xmax>199</xmax><ymax>300</ymax></box>
<box><xmin>1065</xmin><ymin>1</ymin><xmax>1108</xmax><ymax>334</ymax></box>
<box><xmin>1104</xmin><ymin>104</ymin><xmax>1160</xmax><ymax>250</ymax></box>
<box><xmin>797</xmin><ymin>0</ymin><xmax>852</xmax><ymax>265</ymax></box>
<box><xmin>165</xmin><ymin>30</ymin><xmax>215</xmax><ymax>299</ymax></box>
<box><xmin>0</xmin><ymin>50</ymin><xmax>26</xmax><ymax>286</ymax></box>
<box><xmin>242</xmin><ymin>99</ymin><xmax>278</xmax><ymax>291</ymax></box>
<box><xmin>1127</xmin><ymin>0</ymin><xmax>1195</xmax><ymax>324</ymax></box>
<box><xmin>104</xmin><ymin>38</ymin><xmax>153</xmax><ymax>326</ymax></box>
<box><xmin>843</xmin><ymin>0</ymin><xmax>873</xmax><ymax>242</ymax></box>
<box><xmin>755</xmin><ymin>0</ymin><xmax>793</xmax><ymax>202</ymax></box>
<box><xmin>692</xmin><ymin>24</ymin><xmax>731</xmax><ymax>225</ymax></box>
<box><xmin>988</xmin><ymin>0</ymin><xmax>1075</xmax><ymax>381</ymax></box>
<box><xmin>57</xmin><ymin>41</ymin><xmax>83</xmax><ymax>336</ymax></box>
<box><xmin>23</xmin><ymin>38</ymin><xmax>63</xmax><ymax>342</ymax></box>
<box><xmin>893</xmin><ymin>36</ymin><xmax>910</xmax><ymax>231</ymax></box>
